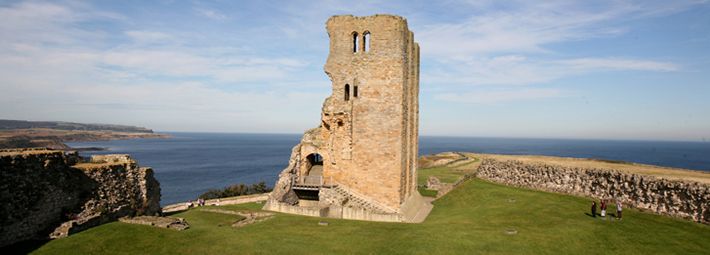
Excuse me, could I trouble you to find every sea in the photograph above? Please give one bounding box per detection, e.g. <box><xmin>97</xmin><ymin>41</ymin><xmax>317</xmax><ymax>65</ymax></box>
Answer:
<box><xmin>66</xmin><ymin>132</ymin><xmax>710</xmax><ymax>205</ymax></box>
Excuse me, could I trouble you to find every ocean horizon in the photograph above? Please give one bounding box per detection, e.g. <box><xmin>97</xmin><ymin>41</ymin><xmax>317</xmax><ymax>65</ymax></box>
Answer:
<box><xmin>67</xmin><ymin>132</ymin><xmax>710</xmax><ymax>205</ymax></box>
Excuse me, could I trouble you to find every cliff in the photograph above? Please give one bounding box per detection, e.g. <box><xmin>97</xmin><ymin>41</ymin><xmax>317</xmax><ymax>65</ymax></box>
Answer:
<box><xmin>0</xmin><ymin>148</ymin><xmax>161</xmax><ymax>247</ymax></box>
<box><xmin>0</xmin><ymin>128</ymin><xmax>170</xmax><ymax>149</ymax></box>
<box><xmin>0</xmin><ymin>119</ymin><xmax>170</xmax><ymax>150</ymax></box>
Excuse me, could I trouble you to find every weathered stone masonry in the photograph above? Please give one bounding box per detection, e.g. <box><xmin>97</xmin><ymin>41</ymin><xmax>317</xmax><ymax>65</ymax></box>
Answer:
<box><xmin>265</xmin><ymin>14</ymin><xmax>429</xmax><ymax>222</ymax></box>
<box><xmin>0</xmin><ymin>148</ymin><xmax>161</xmax><ymax>247</ymax></box>
<box><xmin>477</xmin><ymin>158</ymin><xmax>710</xmax><ymax>224</ymax></box>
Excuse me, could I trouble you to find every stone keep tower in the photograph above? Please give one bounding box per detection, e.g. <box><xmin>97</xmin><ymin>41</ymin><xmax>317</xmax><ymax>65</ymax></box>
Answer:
<box><xmin>265</xmin><ymin>14</ymin><xmax>429</xmax><ymax>222</ymax></box>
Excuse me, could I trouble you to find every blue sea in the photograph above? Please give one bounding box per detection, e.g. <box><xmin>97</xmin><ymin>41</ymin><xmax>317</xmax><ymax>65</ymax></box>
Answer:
<box><xmin>67</xmin><ymin>133</ymin><xmax>710</xmax><ymax>205</ymax></box>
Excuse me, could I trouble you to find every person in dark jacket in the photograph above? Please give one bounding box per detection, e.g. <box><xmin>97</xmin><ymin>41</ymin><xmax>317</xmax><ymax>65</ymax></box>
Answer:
<box><xmin>591</xmin><ymin>201</ymin><xmax>597</xmax><ymax>217</ymax></box>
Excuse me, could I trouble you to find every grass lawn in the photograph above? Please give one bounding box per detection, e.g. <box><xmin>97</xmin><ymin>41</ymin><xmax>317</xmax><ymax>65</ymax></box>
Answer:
<box><xmin>418</xmin><ymin>186</ymin><xmax>438</xmax><ymax>197</ymax></box>
<box><xmin>418</xmin><ymin>156</ymin><xmax>480</xmax><ymax>186</ymax></box>
<box><xmin>30</xmin><ymin>177</ymin><xmax>709</xmax><ymax>254</ymax></box>
<box><xmin>418</xmin><ymin>166</ymin><xmax>464</xmax><ymax>185</ymax></box>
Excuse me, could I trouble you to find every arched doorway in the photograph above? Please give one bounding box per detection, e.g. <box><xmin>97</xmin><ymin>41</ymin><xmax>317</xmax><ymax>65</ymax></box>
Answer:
<box><xmin>304</xmin><ymin>153</ymin><xmax>324</xmax><ymax>179</ymax></box>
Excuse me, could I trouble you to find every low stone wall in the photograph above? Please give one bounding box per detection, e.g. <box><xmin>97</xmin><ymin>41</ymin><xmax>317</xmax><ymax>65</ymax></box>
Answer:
<box><xmin>262</xmin><ymin>201</ymin><xmax>403</xmax><ymax>222</ymax></box>
<box><xmin>0</xmin><ymin>149</ymin><xmax>161</xmax><ymax>247</ymax></box>
<box><xmin>262</xmin><ymin>201</ymin><xmax>323</xmax><ymax>218</ymax></box>
<box><xmin>162</xmin><ymin>193</ymin><xmax>270</xmax><ymax>214</ymax></box>
<box><xmin>477</xmin><ymin>158</ymin><xmax>710</xmax><ymax>224</ymax></box>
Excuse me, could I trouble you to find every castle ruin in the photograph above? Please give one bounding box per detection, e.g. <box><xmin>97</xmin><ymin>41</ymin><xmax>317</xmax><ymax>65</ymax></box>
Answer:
<box><xmin>264</xmin><ymin>14</ymin><xmax>431</xmax><ymax>222</ymax></box>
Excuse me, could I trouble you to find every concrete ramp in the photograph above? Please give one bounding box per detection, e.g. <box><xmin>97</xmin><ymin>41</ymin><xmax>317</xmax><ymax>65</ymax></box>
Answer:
<box><xmin>400</xmin><ymin>192</ymin><xmax>433</xmax><ymax>223</ymax></box>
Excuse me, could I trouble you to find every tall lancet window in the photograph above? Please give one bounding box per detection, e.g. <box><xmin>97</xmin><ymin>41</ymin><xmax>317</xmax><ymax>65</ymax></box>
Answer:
<box><xmin>344</xmin><ymin>84</ymin><xmax>350</xmax><ymax>101</ymax></box>
<box><xmin>363</xmin><ymin>31</ymin><xmax>371</xmax><ymax>52</ymax></box>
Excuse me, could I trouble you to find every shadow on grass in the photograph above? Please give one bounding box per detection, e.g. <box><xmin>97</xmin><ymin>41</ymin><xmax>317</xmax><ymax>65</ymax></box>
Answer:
<box><xmin>162</xmin><ymin>210</ymin><xmax>187</xmax><ymax>217</ymax></box>
<box><xmin>4</xmin><ymin>238</ymin><xmax>50</xmax><ymax>255</ymax></box>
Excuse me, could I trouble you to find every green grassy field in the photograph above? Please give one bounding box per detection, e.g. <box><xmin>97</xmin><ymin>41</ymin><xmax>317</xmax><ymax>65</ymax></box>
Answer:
<box><xmin>30</xmin><ymin>177</ymin><xmax>709</xmax><ymax>254</ymax></box>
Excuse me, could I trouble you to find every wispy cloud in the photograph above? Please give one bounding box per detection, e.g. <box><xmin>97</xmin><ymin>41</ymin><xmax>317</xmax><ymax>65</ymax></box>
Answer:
<box><xmin>435</xmin><ymin>88</ymin><xmax>563</xmax><ymax>104</ymax></box>
<box><xmin>417</xmin><ymin>0</ymin><xmax>700</xmax><ymax>104</ymax></box>
<box><xmin>125</xmin><ymin>30</ymin><xmax>173</xmax><ymax>43</ymax></box>
<box><xmin>0</xmin><ymin>0</ymin><xmax>708</xmax><ymax>138</ymax></box>
<box><xmin>560</xmin><ymin>58</ymin><xmax>679</xmax><ymax>72</ymax></box>
<box><xmin>195</xmin><ymin>8</ymin><xmax>228</xmax><ymax>21</ymax></box>
<box><xmin>424</xmin><ymin>55</ymin><xmax>679</xmax><ymax>86</ymax></box>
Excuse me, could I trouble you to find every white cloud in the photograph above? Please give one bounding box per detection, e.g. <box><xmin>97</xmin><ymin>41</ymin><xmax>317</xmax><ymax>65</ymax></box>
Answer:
<box><xmin>0</xmin><ymin>0</ymin><xmax>706</xmax><ymax>137</ymax></box>
<box><xmin>424</xmin><ymin>55</ymin><xmax>679</xmax><ymax>86</ymax></box>
<box><xmin>418</xmin><ymin>0</ymin><xmax>697</xmax><ymax>90</ymax></box>
<box><xmin>0</xmin><ymin>1</ymin><xmax>324</xmax><ymax>132</ymax></box>
<box><xmin>560</xmin><ymin>58</ymin><xmax>679</xmax><ymax>72</ymax></box>
<box><xmin>435</xmin><ymin>88</ymin><xmax>563</xmax><ymax>104</ymax></box>
<box><xmin>125</xmin><ymin>30</ymin><xmax>173</xmax><ymax>43</ymax></box>
<box><xmin>195</xmin><ymin>8</ymin><xmax>228</xmax><ymax>21</ymax></box>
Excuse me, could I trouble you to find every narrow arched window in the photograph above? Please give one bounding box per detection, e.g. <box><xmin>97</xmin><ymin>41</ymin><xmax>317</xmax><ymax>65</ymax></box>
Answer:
<box><xmin>352</xmin><ymin>32</ymin><xmax>359</xmax><ymax>53</ymax></box>
<box><xmin>344</xmin><ymin>84</ymin><xmax>350</xmax><ymax>101</ymax></box>
<box><xmin>354</xmin><ymin>85</ymin><xmax>359</xmax><ymax>98</ymax></box>
<box><xmin>363</xmin><ymin>31</ymin><xmax>370</xmax><ymax>52</ymax></box>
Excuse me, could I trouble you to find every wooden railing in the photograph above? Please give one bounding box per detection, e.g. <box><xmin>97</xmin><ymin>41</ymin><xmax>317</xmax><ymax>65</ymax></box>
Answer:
<box><xmin>292</xmin><ymin>175</ymin><xmax>334</xmax><ymax>187</ymax></box>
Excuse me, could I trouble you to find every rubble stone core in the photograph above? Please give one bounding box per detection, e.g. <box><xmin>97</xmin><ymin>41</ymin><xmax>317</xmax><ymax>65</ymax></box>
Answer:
<box><xmin>264</xmin><ymin>14</ymin><xmax>431</xmax><ymax>222</ymax></box>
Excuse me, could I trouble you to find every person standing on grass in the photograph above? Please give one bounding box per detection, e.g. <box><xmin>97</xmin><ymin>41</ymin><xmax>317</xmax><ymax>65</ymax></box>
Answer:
<box><xmin>600</xmin><ymin>199</ymin><xmax>607</xmax><ymax>217</ymax></box>
<box><xmin>616</xmin><ymin>200</ymin><xmax>623</xmax><ymax>220</ymax></box>
<box><xmin>591</xmin><ymin>200</ymin><xmax>597</xmax><ymax>217</ymax></box>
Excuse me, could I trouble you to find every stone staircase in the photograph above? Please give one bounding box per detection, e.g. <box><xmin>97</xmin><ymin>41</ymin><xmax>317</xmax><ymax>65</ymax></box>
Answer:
<box><xmin>327</xmin><ymin>185</ymin><xmax>397</xmax><ymax>214</ymax></box>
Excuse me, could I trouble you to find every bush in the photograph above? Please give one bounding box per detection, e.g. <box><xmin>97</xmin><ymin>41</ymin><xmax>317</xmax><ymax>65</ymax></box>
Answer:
<box><xmin>198</xmin><ymin>181</ymin><xmax>272</xmax><ymax>200</ymax></box>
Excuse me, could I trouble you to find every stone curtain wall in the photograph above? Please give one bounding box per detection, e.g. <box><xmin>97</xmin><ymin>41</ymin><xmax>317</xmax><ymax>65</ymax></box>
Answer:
<box><xmin>0</xmin><ymin>149</ymin><xmax>161</xmax><ymax>247</ymax></box>
<box><xmin>477</xmin><ymin>158</ymin><xmax>710</xmax><ymax>224</ymax></box>
<box><xmin>51</xmin><ymin>155</ymin><xmax>162</xmax><ymax>238</ymax></box>
<box><xmin>76</xmin><ymin>155</ymin><xmax>161</xmax><ymax>218</ymax></box>
<box><xmin>0</xmin><ymin>149</ymin><xmax>90</xmax><ymax>247</ymax></box>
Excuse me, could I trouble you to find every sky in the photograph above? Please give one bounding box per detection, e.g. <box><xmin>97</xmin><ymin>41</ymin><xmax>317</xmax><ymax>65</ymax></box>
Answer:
<box><xmin>1</xmin><ymin>0</ymin><xmax>709</xmax><ymax>141</ymax></box>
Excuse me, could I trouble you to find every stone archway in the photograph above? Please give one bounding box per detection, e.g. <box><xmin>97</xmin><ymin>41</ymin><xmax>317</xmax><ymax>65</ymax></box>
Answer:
<box><xmin>304</xmin><ymin>153</ymin><xmax>324</xmax><ymax>180</ymax></box>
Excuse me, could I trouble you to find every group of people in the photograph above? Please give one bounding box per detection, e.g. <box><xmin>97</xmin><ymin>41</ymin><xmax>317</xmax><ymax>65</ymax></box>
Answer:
<box><xmin>186</xmin><ymin>198</ymin><xmax>207</xmax><ymax>209</ymax></box>
<box><xmin>591</xmin><ymin>199</ymin><xmax>622</xmax><ymax>220</ymax></box>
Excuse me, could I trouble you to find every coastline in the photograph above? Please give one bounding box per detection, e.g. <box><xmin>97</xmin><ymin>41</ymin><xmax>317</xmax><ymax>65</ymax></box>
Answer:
<box><xmin>0</xmin><ymin>128</ymin><xmax>171</xmax><ymax>150</ymax></box>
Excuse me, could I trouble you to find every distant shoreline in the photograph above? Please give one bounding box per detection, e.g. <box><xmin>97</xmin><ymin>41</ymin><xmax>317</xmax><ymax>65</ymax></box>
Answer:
<box><xmin>0</xmin><ymin>128</ymin><xmax>171</xmax><ymax>150</ymax></box>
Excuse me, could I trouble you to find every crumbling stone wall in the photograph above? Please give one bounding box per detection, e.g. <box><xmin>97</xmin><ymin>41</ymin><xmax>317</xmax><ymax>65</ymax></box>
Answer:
<box><xmin>0</xmin><ymin>149</ymin><xmax>161</xmax><ymax>247</ymax></box>
<box><xmin>477</xmin><ymin>158</ymin><xmax>710</xmax><ymax>224</ymax></box>
<box><xmin>0</xmin><ymin>149</ymin><xmax>90</xmax><ymax>247</ymax></box>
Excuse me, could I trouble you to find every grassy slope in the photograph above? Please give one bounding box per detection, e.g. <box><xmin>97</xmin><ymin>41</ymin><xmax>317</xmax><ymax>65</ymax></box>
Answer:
<box><xmin>32</xmin><ymin>178</ymin><xmax>709</xmax><ymax>255</ymax></box>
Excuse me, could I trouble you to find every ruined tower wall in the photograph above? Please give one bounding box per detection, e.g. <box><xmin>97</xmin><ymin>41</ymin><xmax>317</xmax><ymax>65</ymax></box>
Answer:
<box><xmin>404</xmin><ymin>31</ymin><xmax>420</xmax><ymax>201</ymax></box>
<box><xmin>264</xmin><ymin>14</ymin><xmax>429</xmax><ymax>222</ymax></box>
<box><xmin>320</xmin><ymin>15</ymin><xmax>419</xmax><ymax>209</ymax></box>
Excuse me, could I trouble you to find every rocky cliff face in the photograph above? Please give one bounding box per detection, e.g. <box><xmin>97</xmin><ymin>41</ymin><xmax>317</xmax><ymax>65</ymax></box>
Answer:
<box><xmin>0</xmin><ymin>149</ymin><xmax>161</xmax><ymax>247</ymax></box>
<box><xmin>477</xmin><ymin>158</ymin><xmax>709</xmax><ymax>224</ymax></box>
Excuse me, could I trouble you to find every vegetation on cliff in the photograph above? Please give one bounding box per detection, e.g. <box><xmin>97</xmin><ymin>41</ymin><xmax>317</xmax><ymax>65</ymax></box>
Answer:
<box><xmin>198</xmin><ymin>182</ymin><xmax>272</xmax><ymax>200</ymax></box>
<box><xmin>0</xmin><ymin>120</ymin><xmax>155</xmax><ymax>133</ymax></box>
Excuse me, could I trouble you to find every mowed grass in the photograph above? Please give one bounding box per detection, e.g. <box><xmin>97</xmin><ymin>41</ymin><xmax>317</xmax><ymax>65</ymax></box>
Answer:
<box><xmin>418</xmin><ymin>166</ymin><xmax>463</xmax><ymax>185</ymax></box>
<box><xmin>30</xmin><ymin>178</ymin><xmax>709</xmax><ymax>255</ymax></box>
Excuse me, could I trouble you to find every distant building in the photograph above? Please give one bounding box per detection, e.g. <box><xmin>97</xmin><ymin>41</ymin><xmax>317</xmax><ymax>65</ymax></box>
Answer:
<box><xmin>264</xmin><ymin>14</ymin><xmax>430</xmax><ymax>222</ymax></box>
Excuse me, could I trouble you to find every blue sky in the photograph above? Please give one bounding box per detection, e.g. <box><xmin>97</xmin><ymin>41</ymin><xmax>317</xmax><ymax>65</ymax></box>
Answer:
<box><xmin>1</xmin><ymin>0</ymin><xmax>709</xmax><ymax>141</ymax></box>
